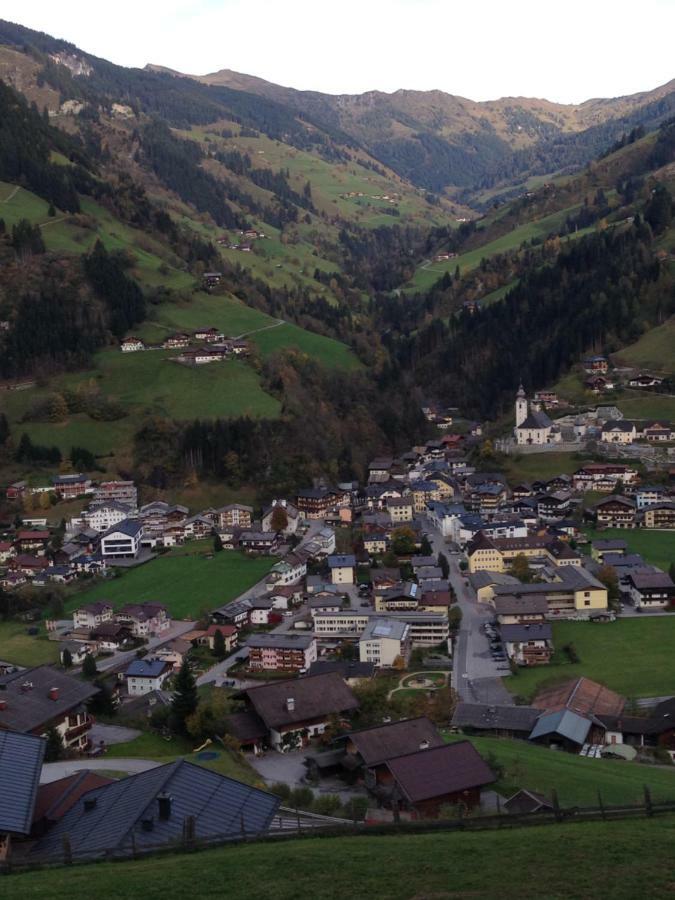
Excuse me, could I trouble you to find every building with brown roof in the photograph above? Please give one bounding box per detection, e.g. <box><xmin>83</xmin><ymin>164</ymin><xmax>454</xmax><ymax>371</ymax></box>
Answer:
<box><xmin>342</xmin><ymin>717</ymin><xmax>444</xmax><ymax>776</ymax></box>
<box><xmin>239</xmin><ymin>672</ymin><xmax>359</xmax><ymax>752</ymax></box>
<box><xmin>532</xmin><ymin>676</ymin><xmax>625</xmax><ymax>718</ymax></box>
<box><xmin>32</xmin><ymin>771</ymin><xmax>114</xmax><ymax>836</ymax></box>
<box><xmin>379</xmin><ymin>741</ymin><xmax>495</xmax><ymax>818</ymax></box>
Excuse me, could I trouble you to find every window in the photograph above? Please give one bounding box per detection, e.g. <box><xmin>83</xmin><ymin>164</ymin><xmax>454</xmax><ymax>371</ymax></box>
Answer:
<box><xmin>584</xmin><ymin>600</ymin><xmax>591</xmax><ymax>607</ymax></box>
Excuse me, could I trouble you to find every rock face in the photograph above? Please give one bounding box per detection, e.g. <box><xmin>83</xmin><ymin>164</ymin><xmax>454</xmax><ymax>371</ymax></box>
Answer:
<box><xmin>49</xmin><ymin>51</ymin><xmax>93</xmax><ymax>78</ymax></box>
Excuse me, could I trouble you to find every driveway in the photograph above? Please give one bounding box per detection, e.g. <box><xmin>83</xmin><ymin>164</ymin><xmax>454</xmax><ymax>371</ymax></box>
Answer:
<box><xmin>40</xmin><ymin>758</ymin><xmax>160</xmax><ymax>784</ymax></box>
<box><xmin>247</xmin><ymin>750</ymin><xmax>366</xmax><ymax>799</ymax></box>
<box><xmin>88</xmin><ymin>723</ymin><xmax>141</xmax><ymax>746</ymax></box>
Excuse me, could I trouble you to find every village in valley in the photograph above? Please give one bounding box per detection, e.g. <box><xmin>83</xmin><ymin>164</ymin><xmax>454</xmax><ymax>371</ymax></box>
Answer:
<box><xmin>1</xmin><ymin>359</ymin><xmax>674</xmax><ymax>866</ymax></box>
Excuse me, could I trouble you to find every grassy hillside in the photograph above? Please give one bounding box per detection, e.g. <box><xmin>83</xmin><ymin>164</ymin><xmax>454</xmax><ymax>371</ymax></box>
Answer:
<box><xmin>505</xmin><ymin>617</ymin><xmax>675</xmax><ymax>701</ymax></box>
<box><xmin>613</xmin><ymin>317</ymin><xmax>675</xmax><ymax>374</ymax></box>
<box><xmin>65</xmin><ymin>546</ymin><xmax>274</xmax><ymax>619</ymax></box>
<box><xmin>9</xmin><ymin>817</ymin><xmax>675</xmax><ymax>898</ymax></box>
<box><xmin>445</xmin><ymin>731</ymin><xmax>675</xmax><ymax>805</ymax></box>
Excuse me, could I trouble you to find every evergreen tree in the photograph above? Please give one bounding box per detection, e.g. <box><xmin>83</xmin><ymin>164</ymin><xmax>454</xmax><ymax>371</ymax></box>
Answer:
<box><xmin>82</xmin><ymin>653</ymin><xmax>98</xmax><ymax>678</ymax></box>
<box><xmin>61</xmin><ymin>647</ymin><xmax>72</xmax><ymax>669</ymax></box>
<box><xmin>170</xmin><ymin>659</ymin><xmax>198</xmax><ymax>734</ymax></box>
<box><xmin>270</xmin><ymin>504</ymin><xmax>289</xmax><ymax>533</ymax></box>
<box><xmin>420</xmin><ymin>534</ymin><xmax>433</xmax><ymax>556</ymax></box>
<box><xmin>213</xmin><ymin>532</ymin><xmax>223</xmax><ymax>553</ymax></box>
<box><xmin>44</xmin><ymin>726</ymin><xmax>64</xmax><ymax>762</ymax></box>
<box><xmin>89</xmin><ymin>679</ymin><xmax>116</xmax><ymax>716</ymax></box>
<box><xmin>0</xmin><ymin>413</ymin><xmax>9</xmax><ymax>446</ymax></box>
<box><xmin>212</xmin><ymin>628</ymin><xmax>226</xmax><ymax>659</ymax></box>
<box><xmin>438</xmin><ymin>552</ymin><xmax>450</xmax><ymax>579</ymax></box>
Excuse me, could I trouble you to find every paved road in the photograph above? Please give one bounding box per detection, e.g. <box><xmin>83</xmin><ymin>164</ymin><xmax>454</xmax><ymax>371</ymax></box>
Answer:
<box><xmin>88</xmin><ymin>619</ymin><xmax>198</xmax><ymax>675</ymax></box>
<box><xmin>423</xmin><ymin>518</ymin><xmax>513</xmax><ymax>705</ymax></box>
<box><xmin>40</xmin><ymin>758</ymin><xmax>160</xmax><ymax>784</ymax></box>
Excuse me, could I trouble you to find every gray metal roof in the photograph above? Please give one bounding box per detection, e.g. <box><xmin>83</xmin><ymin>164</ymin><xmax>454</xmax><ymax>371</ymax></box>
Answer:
<box><xmin>0</xmin><ymin>731</ymin><xmax>45</xmax><ymax>834</ymax></box>
<box><xmin>451</xmin><ymin>702</ymin><xmax>541</xmax><ymax>733</ymax></box>
<box><xmin>31</xmin><ymin>760</ymin><xmax>280</xmax><ymax>860</ymax></box>
<box><xmin>529</xmin><ymin>709</ymin><xmax>591</xmax><ymax>745</ymax></box>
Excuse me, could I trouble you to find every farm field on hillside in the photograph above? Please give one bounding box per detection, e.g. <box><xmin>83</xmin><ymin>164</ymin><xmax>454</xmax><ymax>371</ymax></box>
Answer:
<box><xmin>504</xmin><ymin>451</ymin><xmax>590</xmax><ymax>484</ymax></box>
<box><xmin>65</xmin><ymin>548</ymin><xmax>274</xmax><ymax>619</ymax></box>
<box><xmin>406</xmin><ymin>204</ymin><xmax>583</xmax><ymax>292</ymax></box>
<box><xmin>582</xmin><ymin>527</ymin><xmax>675</xmax><ymax>572</ymax></box>
<box><xmin>613</xmin><ymin>318</ymin><xmax>675</xmax><ymax>373</ymax></box>
<box><xmin>505</xmin><ymin>617</ymin><xmax>675</xmax><ymax>700</ymax></box>
<box><xmin>10</xmin><ymin>818</ymin><xmax>675</xmax><ymax>899</ymax></box>
<box><xmin>446</xmin><ymin>732</ymin><xmax>675</xmax><ymax>806</ymax></box>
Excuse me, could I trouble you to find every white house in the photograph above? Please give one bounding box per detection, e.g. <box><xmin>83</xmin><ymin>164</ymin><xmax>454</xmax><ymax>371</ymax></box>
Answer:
<box><xmin>72</xmin><ymin>601</ymin><xmax>114</xmax><ymax>630</ymax></box>
<box><xmin>84</xmin><ymin>501</ymin><xmax>134</xmax><ymax>533</ymax></box>
<box><xmin>359</xmin><ymin>618</ymin><xmax>411</xmax><ymax>667</ymax></box>
<box><xmin>100</xmin><ymin>519</ymin><xmax>143</xmax><ymax>559</ymax></box>
<box><xmin>328</xmin><ymin>555</ymin><xmax>356</xmax><ymax>585</ymax></box>
<box><xmin>120</xmin><ymin>337</ymin><xmax>144</xmax><ymax>352</ymax></box>
<box><xmin>124</xmin><ymin>658</ymin><xmax>172</xmax><ymax>695</ymax></box>
<box><xmin>601</xmin><ymin>420</ymin><xmax>636</xmax><ymax>444</ymax></box>
<box><xmin>261</xmin><ymin>500</ymin><xmax>300</xmax><ymax>535</ymax></box>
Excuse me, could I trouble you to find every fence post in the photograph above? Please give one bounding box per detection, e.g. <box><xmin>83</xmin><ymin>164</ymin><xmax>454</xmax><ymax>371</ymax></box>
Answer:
<box><xmin>62</xmin><ymin>834</ymin><xmax>72</xmax><ymax>866</ymax></box>
<box><xmin>551</xmin><ymin>790</ymin><xmax>563</xmax><ymax>823</ymax></box>
<box><xmin>597</xmin><ymin>791</ymin><xmax>606</xmax><ymax>821</ymax></box>
<box><xmin>644</xmin><ymin>786</ymin><xmax>653</xmax><ymax>818</ymax></box>
<box><xmin>130</xmin><ymin>830</ymin><xmax>137</xmax><ymax>859</ymax></box>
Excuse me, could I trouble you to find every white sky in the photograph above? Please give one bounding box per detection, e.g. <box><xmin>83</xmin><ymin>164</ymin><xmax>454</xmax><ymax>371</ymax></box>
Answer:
<box><xmin>7</xmin><ymin>0</ymin><xmax>675</xmax><ymax>103</ymax></box>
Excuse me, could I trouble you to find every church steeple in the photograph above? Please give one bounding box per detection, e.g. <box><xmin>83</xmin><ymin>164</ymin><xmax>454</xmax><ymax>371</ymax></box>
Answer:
<box><xmin>515</xmin><ymin>384</ymin><xmax>528</xmax><ymax>427</ymax></box>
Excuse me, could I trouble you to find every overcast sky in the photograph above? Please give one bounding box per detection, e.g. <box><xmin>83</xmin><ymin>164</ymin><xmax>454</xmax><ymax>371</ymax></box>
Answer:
<box><xmin>8</xmin><ymin>0</ymin><xmax>675</xmax><ymax>103</ymax></box>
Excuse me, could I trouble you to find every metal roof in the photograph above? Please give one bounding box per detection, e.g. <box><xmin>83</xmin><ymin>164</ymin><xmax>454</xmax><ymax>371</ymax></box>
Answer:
<box><xmin>31</xmin><ymin>760</ymin><xmax>280</xmax><ymax>861</ymax></box>
<box><xmin>529</xmin><ymin>709</ymin><xmax>591</xmax><ymax>746</ymax></box>
<box><xmin>0</xmin><ymin>731</ymin><xmax>45</xmax><ymax>834</ymax></box>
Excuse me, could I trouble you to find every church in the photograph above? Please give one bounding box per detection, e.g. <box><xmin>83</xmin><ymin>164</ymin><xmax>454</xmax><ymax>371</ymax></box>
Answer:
<box><xmin>513</xmin><ymin>385</ymin><xmax>562</xmax><ymax>446</ymax></box>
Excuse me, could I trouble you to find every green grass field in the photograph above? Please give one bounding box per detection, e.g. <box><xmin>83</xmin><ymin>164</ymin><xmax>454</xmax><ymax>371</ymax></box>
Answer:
<box><xmin>613</xmin><ymin>318</ymin><xmax>675</xmax><ymax>374</ymax></box>
<box><xmin>0</xmin><ymin>620</ymin><xmax>59</xmax><ymax>666</ymax></box>
<box><xmin>407</xmin><ymin>204</ymin><xmax>583</xmax><ymax>292</ymax></box>
<box><xmin>583</xmin><ymin>527</ymin><xmax>675</xmax><ymax>572</ymax></box>
<box><xmin>504</xmin><ymin>451</ymin><xmax>589</xmax><ymax>484</ymax></box>
<box><xmin>65</xmin><ymin>547</ymin><xmax>274</xmax><ymax>619</ymax></box>
<box><xmin>8</xmin><ymin>817</ymin><xmax>675</xmax><ymax>898</ymax></box>
<box><xmin>103</xmin><ymin>732</ymin><xmax>258</xmax><ymax>785</ymax></box>
<box><xmin>505</xmin><ymin>617</ymin><xmax>675</xmax><ymax>700</ymax></box>
<box><xmin>446</xmin><ymin>731</ymin><xmax>675</xmax><ymax>806</ymax></box>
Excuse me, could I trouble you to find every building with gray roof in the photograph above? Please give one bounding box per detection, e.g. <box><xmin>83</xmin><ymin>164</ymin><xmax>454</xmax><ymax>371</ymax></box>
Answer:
<box><xmin>0</xmin><ymin>731</ymin><xmax>45</xmax><ymax>836</ymax></box>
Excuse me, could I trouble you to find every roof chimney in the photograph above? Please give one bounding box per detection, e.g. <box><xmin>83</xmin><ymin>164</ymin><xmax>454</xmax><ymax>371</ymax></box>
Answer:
<box><xmin>286</xmin><ymin>697</ymin><xmax>295</xmax><ymax>712</ymax></box>
<box><xmin>83</xmin><ymin>797</ymin><xmax>97</xmax><ymax>812</ymax></box>
<box><xmin>419</xmin><ymin>740</ymin><xmax>430</xmax><ymax>751</ymax></box>
<box><xmin>157</xmin><ymin>792</ymin><xmax>172</xmax><ymax>820</ymax></box>
<box><xmin>0</xmin><ymin>698</ymin><xmax>7</xmax><ymax>712</ymax></box>
<box><xmin>49</xmin><ymin>687</ymin><xmax>60</xmax><ymax>701</ymax></box>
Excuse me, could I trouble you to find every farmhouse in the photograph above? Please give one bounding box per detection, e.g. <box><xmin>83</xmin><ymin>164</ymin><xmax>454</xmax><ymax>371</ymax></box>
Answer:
<box><xmin>626</xmin><ymin>571</ymin><xmax>675</xmax><ymax>610</ymax></box>
<box><xmin>341</xmin><ymin>717</ymin><xmax>444</xmax><ymax>780</ymax></box>
<box><xmin>120</xmin><ymin>337</ymin><xmax>144</xmax><ymax>352</ymax></box>
<box><xmin>124</xmin><ymin>658</ymin><xmax>172</xmax><ymax>696</ymax></box>
<box><xmin>499</xmin><ymin>622</ymin><xmax>553</xmax><ymax>666</ymax></box>
<box><xmin>451</xmin><ymin>703</ymin><xmax>541</xmax><ymax>739</ymax></box>
<box><xmin>642</xmin><ymin>502</ymin><xmax>675</xmax><ymax>529</ymax></box>
<box><xmin>594</xmin><ymin>495</ymin><xmax>636</xmax><ymax>528</ymax></box>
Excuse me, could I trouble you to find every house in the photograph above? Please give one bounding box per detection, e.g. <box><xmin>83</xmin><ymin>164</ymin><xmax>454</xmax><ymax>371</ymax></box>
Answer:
<box><xmin>503</xmin><ymin>789</ymin><xmax>554</xmax><ymax>815</ymax></box>
<box><xmin>377</xmin><ymin>741</ymin><xmax>495</xmax><ymax>818</ymax></box>
<box><xmin>0</xmin><ymin>731</ymin><xmax>45</xmax><ymax>844</ymax></box>
<box><xmin>363</xmin><ymin>534</ymin><xmax>388</xmax><ymax>555</ymax></box>
<box><xmin>642</xmin><ymin>503</ymin><xmax>675</xmax><ymax>529</ymax></box>
<box><xmin>494</xmin><ymin>595</ymin><xmax>548</xmax><ymax>624</ymax></box>
<box><xmin>248</xmin><ymin>597</ymin><xmax>275</xmax><ymax>625</ymax></box>
<box><xmin>84</xmin><ymin>501</ymin><xmax>134</xmax><ymax>533</ymax></box>
<box><xmin>237</xmin><ymin>672</ymin><xmax>359</xmax><ymax>752</ymax></box>
<box><xmin>532</xmin><ymin>676</ymin><xmax>625</xmax><ymax>718</ymax></box>
<box><xmin>327</xmin><ymin>554</ymin><xmax>356</xmax><ymax>585</ymax></box>
<box><xmin>409</xmin><ymin>481</ymin><xmax>441</xmax><ymax>513</ymax></box>
<box><xmin>59</xmin><ymin>641</ymin><xmax>93</xmax><ymax>667</ymax></box>
<box><xmin>89</xmin><ymin>622</ymin><xmax>133</xmax><ymax>650</ymax></box>
<box><xmin>0</xmin><ymin>667</ymin><xmax>99</xmax><ymax>752</ymax></box>
<box><xmin>211</xmin><ymin>598</ymin><xmax>252</xmax><ymax>630</ymax></box>
<box><xmin>93</xmin><ymin>481</ymin><xmax>138</xmax><ymax>506</ymax></box>
<box><xmin>32</xmin><ymin>771</ymin><xmax>114</xmax><ymax>836</ymax></box>
<box><xmin>628</xmin><ymin>374</ymin><xmax>663</xmax><ymax>388</ymax></box>
<box><xmin>15</xmin><ymin>530</ymin><xmax>50</xmax><ymax>555</ymax></box>
<box><xmin>342</xmin><ymin>717</ymin><xmax>444</xmax><ymax>779</ymax></box>
<box><xmin>194</xmin><ymin>327</ymin><xmax>225</xmax><ymax>343</ymax></box>
<box><xmin>116</xmin><ymin>603</ymin><xmax>170</xmax><ymax>638</ymax></box>
<box><xmin>635</xmin><ymin>486</ymin><xmax>668</xmax><ymax>509</ymax></box>
<box><xmin>261</xmin><ymin>500</ymin><xmax>300</xmax><ymax>535</ymax></box>
<box><xmin>641</xmin><ymin>421</ymin><xmax>674</xmax><ymax>442</ymax></box>
<box><xmin>591</xmin><ymin>539</ymin><xmax>628</xmax><ymax>562</ymax></box>
<box><xmin>10</xmin><ymin>554</ymin><xmax>50</xmax><ymax>577</ymax></box>
<box><xmin>124</xmin><ymin>659</ymin><xmax>172</xmax><ymax>696</ymax></box>
<box><xmin>52</xmin><ymin>474</ymin><xmax>92</xmax><ymax>500</ymax></box>
<box><xmin>211</xmin><ymin>504</ymin><xmax>253</xmax><ymax>529</ymax></box>
<box><xmin>200</xmin><ymin>624</ymin><xmax>238</xmax><ymax>653</ymax></box>
<box><xmin>601</xmin><ymin>420</ymin><xmax>636</xmax><ymax>444</ymax></box>
<box><xmin>307</xmin><ymin>526</ymin><xmax>337</xmax><ymax>557</ymax></box>
<box><xmin>583</xmin><ymin>355</ymin><xmax>609</xmax><ymax>373</ymax></box>
<box><xmin>100</xmin><ymin>519</ymin><xmax>143</xmax><ymax>559</ymax></box>
<box><xmin>73</xmin><ymin>601</ymin><xmax>114</xmax><ymax>630</ymax></box>
<box><xmin>202</xmin><ymin>271</ymin><xmax>222</xmax><ymax>286</ymax></box>
<box><xmin>573</xmin><ymin>464</ymin><xmax>639</xmax><ymax>492</ymax></box>
<box><xmin>30</xmin><ymin>760</ymin><xmax>280</xmax><ymax>861</ymax></box>
<box><xmin>247</xmin><ymin>634</ymin><xmax>317</xmax><ymax>673</ymax></box>
<box><xmin>266</xmin><ymin>553</ymin><xmax>307</xmax><ymax>588</ymax></box>
<box><xmin>154</xmin><ymin>638</ymin><xmax>192</xmax><ymax>672</ymax></box>
<box><xmin>514</xmin><ymin>386</ymin><xmax>562</xmax><ymax>446</ymax></box>
<box><xmin>5</xmin><ymin>480</ymin><xmax>27</xmax><ymax>501</ymax></box>
<box><xmin>163</xmin><ymin>332</ymin><xmax>190</xmax><ymax>349</ymax></box>
<box><xmin>626</xmin><ymin>571</ymin><xmax>675</xmax><ymax>610</ymax></box>
<box><xmin>499</xmin><ymin>622</ymin><xmax>553</xmax><ymax>666</ymax></box>
<box><xmin>594</xmin><ymin>495</ymin><xmax>636</xmax><ymax>528</ymax></box>
<box><xmin>359</xmin><ymin>618</ymin><xmax>411</xmax><ymax>668</ymax></box>
<box><xmin>451</xmin><ymin>702</ymin><xmax>541</xmax><ymax>739</ymax></box>
<box><xmin>306</xmin><ymin>660</ymin><xmax>374</xmax><ymax>685</ymax></box>
<box><xmin>120</xmin><ymin>337</ymin><xmax>144</xmax><ymax>352</ymax></box>
<box><xmin>238</xmin><ymin>531</ymin><xmax>279</xmax><ymax>555</ymax></box>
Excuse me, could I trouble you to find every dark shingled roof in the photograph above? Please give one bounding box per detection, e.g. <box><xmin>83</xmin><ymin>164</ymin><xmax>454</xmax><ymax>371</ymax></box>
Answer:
<box><xmin>0</xmin><ymin>667</ymin><xmax>99</xmax><ymax>734</ymax></box>
<box><xmin>500</xmin><ymin>623</ymin><xmax>552</xmax><ymax>642</ymax></box>
<box><xmin>245</xmin><ymin>672</ymin><xmax>358</xmax><ymax>730</ymax></box>
<box><xmin>385</xmin><ymin>741</ymin><xmax>495</xmax><ymax>803</ymax></box>
<box><xmin>0</xmin><ymin>731</ymin><xmax>45</xmax><ymax>834</ymax></box>
<box><xmin>307</xmin><ymin>660</ymin><xmax>374</xmax><ymax>680</ymax></box>
<box><xmin>224</xmin><ymin>711</ymin><xmax>268</xmax><ymax>743</ymax></box>
<box><xmin>451</xmin><ymin>702</ymin><xmax>541</xmax><ymax>733</ymax></box>
<box><xmin>494</xmin><ymin>595</ymin><xmax>548</xmax><ymax>616</ymax></box>
<box><xmin>346</xmin><ymin>717</ymin><xmax>444</xmax><ymax>766</ymax></box>
<box><xmin>31</xmin><ymin>760</ymin><xmax>280</xmax><ymax>861</ymax></box>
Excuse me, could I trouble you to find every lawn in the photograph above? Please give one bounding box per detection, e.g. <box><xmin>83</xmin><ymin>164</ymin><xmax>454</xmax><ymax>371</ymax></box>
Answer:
<box><xmin>613</xmin><ymin>318</ymin><xmax>675</xmax><ymax>374</ymax></box>
<box><xmin>504</xmin><ymin>451</ymin><xmax>589</xmax><ymax>484</ymax></box>
<box><xmin>505</xmin><ymin>617</ymin><xmax>675</xmax><ymax>701</ymax></box>
<box><xmin>445</xmin><ymin>732</ymin><xmax>675</xmax><ymax>806</ymax></box>
<box><xmin>8</xmin><ymin>818</ymin><xmax>675</xmax><ymax>898</ymax></box>
<box><xmin>103</xmin><ymin>732</ymin><xmax>258</xmax><ymax>786</ymax></box>
<box><xmin>65</xmin><ymin>548</ymin><xmax>274</xmax><ymax>619</ymax></box>
<box><xmin>0</xmin><ymin>620</ymin><xmax>59</xmax><ymax>667</ymax></box>
<box><xmin>583</xmin><ymin>527</ymin><xmax>675</xmax><ymax>572</ymax></box>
